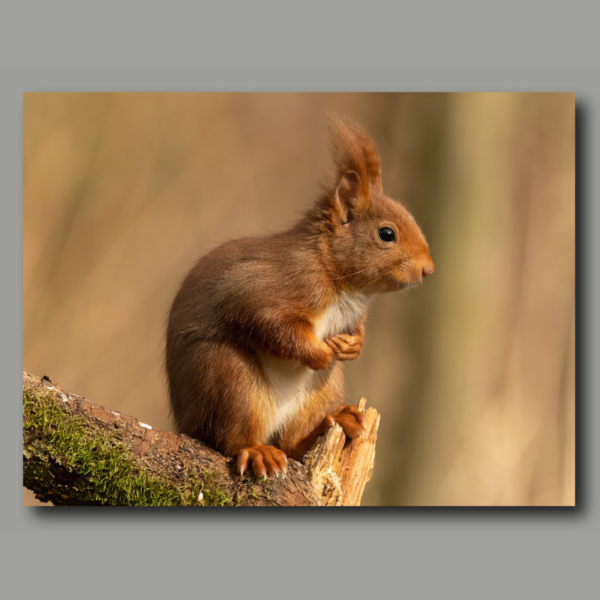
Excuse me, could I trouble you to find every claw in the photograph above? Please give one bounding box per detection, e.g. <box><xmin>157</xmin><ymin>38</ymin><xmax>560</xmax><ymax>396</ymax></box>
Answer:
<box><xmin>236</xmin><ymin>446</ymin><xmax>289</xmax><ymax>482</ymax></box>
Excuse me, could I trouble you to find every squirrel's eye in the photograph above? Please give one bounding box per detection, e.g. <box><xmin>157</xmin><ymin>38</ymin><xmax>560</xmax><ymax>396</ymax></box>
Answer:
<box><xmin>378</xmin><ymin>227</ymin><xmax>396</xmax><ymax>243</ymax></box>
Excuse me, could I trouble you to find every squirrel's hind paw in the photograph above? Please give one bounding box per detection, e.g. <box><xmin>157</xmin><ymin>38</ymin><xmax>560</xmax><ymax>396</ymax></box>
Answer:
<box><xmin>332</xmin><ymin>405</ymin><xmax>368</xmax><ymax>439</ymax></box>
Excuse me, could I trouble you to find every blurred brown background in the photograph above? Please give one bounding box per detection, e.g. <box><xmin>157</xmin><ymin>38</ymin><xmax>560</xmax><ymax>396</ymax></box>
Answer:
<box><xmin>23</xmin><ymin>92</ymin><xmax>575</xmax><ymax>506</ymax></box>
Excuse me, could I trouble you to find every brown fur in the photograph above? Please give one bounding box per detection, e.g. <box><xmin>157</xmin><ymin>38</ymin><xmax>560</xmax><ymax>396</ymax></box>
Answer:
<box><xmin>165</xmin><ymin>114</ymin><xmax>434</xmax><ymax>478</ymax></box>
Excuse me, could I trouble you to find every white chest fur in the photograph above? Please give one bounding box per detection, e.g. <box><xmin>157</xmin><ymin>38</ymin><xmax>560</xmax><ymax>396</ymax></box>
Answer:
<box><xmin>315</xmin><ymin>291</ymin><xmax>372</xmax><ymax>341</ymax></box>
<box><xmin>260</xmin><ymin>292</ymin><xmax>372</xmax><ymax>436</ymax></box>
<box><xmin>260</xmin><ymin>352</ymin><xmax>318</xmax><ymax>435</ymax></box>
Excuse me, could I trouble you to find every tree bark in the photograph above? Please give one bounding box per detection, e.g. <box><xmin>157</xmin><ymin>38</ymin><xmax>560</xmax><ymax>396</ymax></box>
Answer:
<box><xmin>22</xmin><ymin>372</ymin><xmax>379</xmax><ymax>507</ymax></box>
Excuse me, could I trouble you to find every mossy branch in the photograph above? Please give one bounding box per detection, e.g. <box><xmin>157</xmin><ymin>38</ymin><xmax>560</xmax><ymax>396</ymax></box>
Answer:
<box><xmin>22</xmin><ymin>372</ymin><xmax>379</xmax><ymax>507</ymax></box>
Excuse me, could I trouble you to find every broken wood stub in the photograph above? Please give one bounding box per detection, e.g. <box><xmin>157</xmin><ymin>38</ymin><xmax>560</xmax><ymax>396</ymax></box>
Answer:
<box><xmin>304</xmin><ymin>397</ymin><xmax>380</xmax><ymax>506</ymax></box>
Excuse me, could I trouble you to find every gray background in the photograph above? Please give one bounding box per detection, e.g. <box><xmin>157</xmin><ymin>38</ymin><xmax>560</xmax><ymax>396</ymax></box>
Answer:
<box><xmin>3</xmin><ymin>1</ymin><xmax>595</xmax><ymax>598</ymax></box>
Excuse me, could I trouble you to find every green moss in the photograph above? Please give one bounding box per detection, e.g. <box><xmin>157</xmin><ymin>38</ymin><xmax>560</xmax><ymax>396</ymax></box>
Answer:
<box><xmin>23</xmin><ymin>389</ymin><xmax>233</xmax><ymax>507</ymax></box>
<box><xmin>247</xmin><ymin>485</ymin><xmax>261</xmax><ymax>501</ymax></box>
<box><xmin>237</xmin><ymin>484</ymin><xmax>261</xmax><ymax>505</ymax></box>
<box><xmin>202</xmin><ymin>487</ymin><xmax>233</xmax><ymax>507</ymax></box>
<box><xmin>195</xmin><ymin>469</ymin><xmax>233</xmax><ymax>506</ymax></box>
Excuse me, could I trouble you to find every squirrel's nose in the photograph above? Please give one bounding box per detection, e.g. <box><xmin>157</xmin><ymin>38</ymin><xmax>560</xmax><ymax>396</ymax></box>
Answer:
<box><xmin>421</xmin><ymin>262</ymin><xmax>434</xmax><ymax>279</ymax></box>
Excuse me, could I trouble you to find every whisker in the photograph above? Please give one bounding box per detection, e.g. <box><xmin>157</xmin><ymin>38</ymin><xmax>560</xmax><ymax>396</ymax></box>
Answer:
<box><xmin>419</xmin><ymin>207</ymin><xmax>432</xmax><ymax>227</ymax></box>
<box><xmin>332</xmin><ymin>267</ymin><xmax>371</xmax><ymax>281</ymax></box>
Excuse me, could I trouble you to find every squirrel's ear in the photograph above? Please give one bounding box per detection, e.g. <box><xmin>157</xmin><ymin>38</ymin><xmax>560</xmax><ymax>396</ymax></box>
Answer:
<box><xmin>332</xmin><ymin>170</ymin><xmax>369</xmax><ymax>224</ymax></box>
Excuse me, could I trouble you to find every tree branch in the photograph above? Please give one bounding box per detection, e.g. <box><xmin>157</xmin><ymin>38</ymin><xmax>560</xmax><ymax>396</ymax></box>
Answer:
<box><xmin>22</xmin><ymin>372</ymin><xmax>379</xmax><ymax>506</ymax></box>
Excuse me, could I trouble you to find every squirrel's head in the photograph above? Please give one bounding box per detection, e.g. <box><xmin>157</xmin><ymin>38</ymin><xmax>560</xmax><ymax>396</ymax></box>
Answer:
<box><xmin>319</xmin><ymin>114</ymin><xmax>434</xmax><ymax>294</ymax></box>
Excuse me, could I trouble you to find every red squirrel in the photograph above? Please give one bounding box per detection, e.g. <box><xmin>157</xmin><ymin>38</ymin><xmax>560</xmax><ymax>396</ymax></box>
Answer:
<box><xmin>165</xmin><ymin>115</ymin><xmax>434</xmax><ymax>478</ymax></box>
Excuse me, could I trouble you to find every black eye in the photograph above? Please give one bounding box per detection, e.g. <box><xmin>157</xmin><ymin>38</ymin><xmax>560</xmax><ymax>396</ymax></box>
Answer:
<box><xmin>378</xmin><ymin>227</ymin><xmax>396</xmax><ymax>243</ymax></box>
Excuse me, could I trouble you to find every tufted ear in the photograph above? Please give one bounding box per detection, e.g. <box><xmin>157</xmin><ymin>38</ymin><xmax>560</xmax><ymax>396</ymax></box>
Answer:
<box><xmin>359</xmin><ymin>131</ymin><xmax>382</xmax><ymax>193</ymax></box>
<box><xmin>331</xmin><ymin>170</ymin><xmax>367</xmax><ymax>225</ymax></box>
<box><xmin>328</xmin><ymin>113</ymin><xmax>382</xmax><ymax>195</ymax></box>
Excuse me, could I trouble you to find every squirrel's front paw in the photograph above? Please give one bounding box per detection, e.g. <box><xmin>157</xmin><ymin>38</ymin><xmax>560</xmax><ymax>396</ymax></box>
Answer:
<box><xmin>326</xmin><ymin>333</ymin><xmax>364</xmax><ymax>361</ymax></box>
<box><xmin>236</xmin><ymin>445</ymin><xmax>288</xmax><ymax>479</ymax></box>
